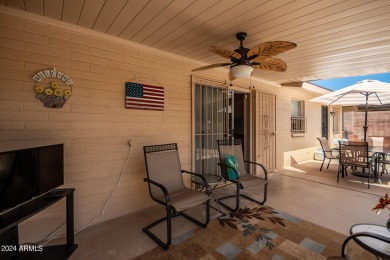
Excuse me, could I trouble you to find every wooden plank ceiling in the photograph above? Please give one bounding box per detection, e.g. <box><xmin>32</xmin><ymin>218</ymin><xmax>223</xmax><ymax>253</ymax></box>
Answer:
<box><xmin>1</xmin><ymin>0</ymin><xmax>390</xmax><ymax>86</ymax></box>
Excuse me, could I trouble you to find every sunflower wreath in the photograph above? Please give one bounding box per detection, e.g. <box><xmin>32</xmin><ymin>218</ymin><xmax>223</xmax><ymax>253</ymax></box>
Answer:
<box><xmin>32</xmin><ymin>68</ymin><xmax>73</xmax><ymax>109</ymax></box>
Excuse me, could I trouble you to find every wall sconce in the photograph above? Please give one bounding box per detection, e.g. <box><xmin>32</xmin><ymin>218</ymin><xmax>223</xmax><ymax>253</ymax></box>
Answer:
<box><xmin>330</xmin><ymin>110</ymin><xmax>336</xmax><ymax>133</ymax></box>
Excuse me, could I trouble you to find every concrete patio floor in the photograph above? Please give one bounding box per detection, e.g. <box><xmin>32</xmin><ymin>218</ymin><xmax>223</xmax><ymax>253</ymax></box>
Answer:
<box><xmin>67</xmin><ymin>160</ymin><xmax>390</xmax><ymax>259</ymax></box>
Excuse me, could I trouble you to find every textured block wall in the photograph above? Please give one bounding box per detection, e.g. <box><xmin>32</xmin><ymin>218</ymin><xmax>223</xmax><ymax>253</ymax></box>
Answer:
<box><xmin>0</xmin><ymin>11</ymin><xmax>202</xmax><ymax>243</ymax></box>
<box><xmin>0</xmin><ymin>10</ymin><xmax>323</xmax><ymax>243</ymax></box>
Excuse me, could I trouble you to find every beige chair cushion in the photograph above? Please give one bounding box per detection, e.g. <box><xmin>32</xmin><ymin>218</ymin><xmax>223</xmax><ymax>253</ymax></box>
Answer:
<box><xmin>145</xmin><ymin>150</ymin><xmax>185</xmax><ymax>199</ymax></box>
<box><xmin>239</xmin><ymin>174</ymin><xmax>268</xmax><ymax>192</ymax></box>
<box><xmin>318</xmin><ymin>137</ymin><xmax>338</xmax><ymax>159</ymax></box>
<box><xmin>368</xmin><ymin>137</ymin><xmax>384</xmax><ymax>147</ymax></box>
<box><xmin>155</xmin><ymin>188</ymin><xmax>209</xmax><ymax>212</ymax></box>
<box><xmin>145</xmin><ymin>147</ymin><xmax>209</xmax><ymax>211</ymax></box>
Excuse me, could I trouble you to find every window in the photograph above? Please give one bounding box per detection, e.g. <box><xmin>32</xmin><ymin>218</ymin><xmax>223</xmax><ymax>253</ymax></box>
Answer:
<box><xmin>291</xmin><ymin>100</ymin><xmax>306</xmax><ymax>134</ymax></box>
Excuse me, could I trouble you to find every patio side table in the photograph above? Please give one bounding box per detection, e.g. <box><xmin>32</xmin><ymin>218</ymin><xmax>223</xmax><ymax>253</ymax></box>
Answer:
<box><xmin>192</xmin><ymin>174</ymin><xmax>224</xmax><ymax>213</ymax></box>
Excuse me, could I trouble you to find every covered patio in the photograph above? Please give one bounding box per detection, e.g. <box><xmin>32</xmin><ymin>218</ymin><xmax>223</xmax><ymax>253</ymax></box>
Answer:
<box><xmin>69</xmin><ymin>160</ymin><xmax>389</xmax><ymax>259</ymax></box>
<box><xmin>0</xmin><ymin>1</ymin><xmax>390</xmax><ymax>259</ymax></box>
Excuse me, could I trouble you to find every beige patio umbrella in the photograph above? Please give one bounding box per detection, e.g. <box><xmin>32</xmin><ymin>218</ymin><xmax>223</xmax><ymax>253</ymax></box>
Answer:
<box><xmin>309</xmin><ymin>79</ymin><xmax>390</xmax><ymax>143</ymax></box>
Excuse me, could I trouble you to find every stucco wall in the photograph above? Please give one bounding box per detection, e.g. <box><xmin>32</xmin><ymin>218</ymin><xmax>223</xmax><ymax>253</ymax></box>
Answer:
<box><xmin>0</xmin><ymin>9</ymin><xmax>323</xmax><ymax>243</ymax></box>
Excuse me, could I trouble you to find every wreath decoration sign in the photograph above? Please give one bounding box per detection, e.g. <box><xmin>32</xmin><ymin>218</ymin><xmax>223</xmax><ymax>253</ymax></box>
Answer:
<box><xmin>32</xmin><ymin>68</ymin><xmax>73</xmax><ymax>109</ymax></box>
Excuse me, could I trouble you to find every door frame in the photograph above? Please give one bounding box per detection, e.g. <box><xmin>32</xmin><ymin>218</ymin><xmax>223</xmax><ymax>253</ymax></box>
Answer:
<box><xmin>191</xmin><ymin>77</ymin><xmax>253</xmax><ymax>173</ymax></box>
<box><xmin>228</xmin><ymin>85</ymin><xmax>252</xmax><ymax>164</ymax></box>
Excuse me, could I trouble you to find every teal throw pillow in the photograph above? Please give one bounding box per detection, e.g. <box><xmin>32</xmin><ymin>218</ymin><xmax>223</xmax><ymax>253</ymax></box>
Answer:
<box><xmin>225</xmin><ymin>155</ymin><xmax>239</xmax><ymax>180</ymax></box>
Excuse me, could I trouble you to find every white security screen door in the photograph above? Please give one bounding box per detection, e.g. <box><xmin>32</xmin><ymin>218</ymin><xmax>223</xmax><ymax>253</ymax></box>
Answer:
<box><xmin>254</xmin><ymin>91</ymin><xmax>276</xmax><ymax>171</ymax></box>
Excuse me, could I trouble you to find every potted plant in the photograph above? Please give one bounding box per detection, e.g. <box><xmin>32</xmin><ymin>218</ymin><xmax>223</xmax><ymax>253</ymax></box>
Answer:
<box><xmin>372</xmin><ymin>193</ymin><xmax>390</xmax><ymax>230</ymax></box>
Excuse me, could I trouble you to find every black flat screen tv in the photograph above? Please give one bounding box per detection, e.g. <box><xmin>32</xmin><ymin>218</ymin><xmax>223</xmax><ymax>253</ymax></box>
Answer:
<box><xmin>0</xmin><ymin>144</ymin><xmax>64</xmax><ymax>213</ymax></box>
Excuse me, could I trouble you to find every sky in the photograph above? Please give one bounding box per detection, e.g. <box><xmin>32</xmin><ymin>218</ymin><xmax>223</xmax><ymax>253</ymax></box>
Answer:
<box><xmin>309</xmin><ymin>72</ymin><xmax>390</xmax><ymax>91</ymax></box>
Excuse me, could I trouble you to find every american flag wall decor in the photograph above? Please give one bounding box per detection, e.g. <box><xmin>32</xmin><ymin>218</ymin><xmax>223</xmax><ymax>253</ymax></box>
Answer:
<box><xmin>125</xmin><ymin>82</ymin><xmax>164</xmax><ymax>111</ymax></box>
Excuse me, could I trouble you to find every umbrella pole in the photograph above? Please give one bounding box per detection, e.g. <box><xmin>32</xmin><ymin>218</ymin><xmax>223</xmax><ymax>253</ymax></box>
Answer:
<box><xmin>363</xmin><ymin>94</ymin><xmax>368</xmax><ymax>143</ymax></box>
<box><xmin>359</xmin><ymin>94</ymin><xmax>370</xmax><ymax>176</ymax></box>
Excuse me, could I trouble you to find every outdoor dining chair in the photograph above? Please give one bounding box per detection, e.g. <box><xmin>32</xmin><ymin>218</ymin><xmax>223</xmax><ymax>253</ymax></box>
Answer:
<box><xmin>143</xmin><ymin>143</ymin><xmax>210</xmax><ymax>250</ymax></box>
<box><xmin>338</xmin><ymin>141</ymin><xmax>371</xmax><ymax>188</ymax></box>
<box><xmin>372</xmin><ymin>152</ymin><xmax>390</xmax><ymax>182</ymax></box>
<box><xmin>368</xmin><ymin>137</ymin><xmax>384</xmax><ymax>157</ymax></box>
<box><xmin>366</xmin><ymin>137</ymin><xmax>389</xmax><ymax>178</ymax></box>
<box><xmin>216</xmin><ymin>139</ymin><xmax>268</xmax><ymax>212</ymax></box>
<box><xmin>367</xmin><ymin>137</ymin><xmax>384</xmax><ymax>147</ymax></box>
<box><xmin>317</xmin><ymin>137</ymin><xmax>339</xmax><ymax>171</ymax></box>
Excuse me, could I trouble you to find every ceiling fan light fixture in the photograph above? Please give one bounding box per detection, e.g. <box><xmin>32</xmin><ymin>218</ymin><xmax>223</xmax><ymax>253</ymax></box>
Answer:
<box><xmin>230</xmin><ymin>64</ymin><xmax>253</xmax><ymax>79</ymax></box>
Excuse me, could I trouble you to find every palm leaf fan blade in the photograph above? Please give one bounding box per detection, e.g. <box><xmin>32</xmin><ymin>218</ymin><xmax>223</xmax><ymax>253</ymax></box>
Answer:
<box><xmin>247</xmin><ymin>41</ymin><xmax>297</xmax><ymax>59</ymax></box>
<box><xmin>252</xmin><ymin>57</ymin><xmax>287</xmax><ymax>72</ymax></box>
<box><xmin>209</xmin><ymin>46</ymin><xmax>241</xmax><ymax>60</ymax></box>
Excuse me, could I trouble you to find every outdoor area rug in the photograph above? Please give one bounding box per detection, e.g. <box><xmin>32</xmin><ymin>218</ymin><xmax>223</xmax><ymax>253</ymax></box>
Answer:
<box><xmin>134</xmin><ymin>205</ymin><xmax>375</xmax><ymax>260</ymax></box>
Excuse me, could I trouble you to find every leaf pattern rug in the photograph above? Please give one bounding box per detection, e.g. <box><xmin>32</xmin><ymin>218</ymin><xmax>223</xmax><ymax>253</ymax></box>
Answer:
<box><xmin>135</xmin><ymin>205</ymin><xmax>375</xmax><ymax>260</ymax></box>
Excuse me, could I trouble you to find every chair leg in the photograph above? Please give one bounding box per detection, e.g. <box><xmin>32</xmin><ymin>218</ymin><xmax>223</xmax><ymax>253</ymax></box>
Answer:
<box><xmin>217</xmin><ymin>182</ymin><xmax>268</xmax><ymax>212</ymax></box>
<box><xmin>242</xmin><ymin>183</ymin><xmax>268</xmax><ymax>206</ymax></box>
<box><xmin>341</xmin><ymin>234</ymin><xmax>358</xmax><ymax>258</ymax></box>
<box><xmin>320</xmin><ymin>157</ymin><xmax>325</xmax><ymax>171</ymax></box>
<box><xmin>327</xmin><ymin>158</ymin><xmax>332</xmax><ymax>169</ymax></box>
<box><xmin>338</xmin><ymin>164</ymin><xmax>348</xmax><ymax>182</ymax></box>
<box><xmin>182</xmin><ymin>200</ymin><xmax>210</xmax><ymax>227</ymax></box>
<box><xmin>142</xmin><ymin>206</ymin><xmax>173</xmax><ymax>250</ymax></box>
<box><xmin>374</xmin><ymin>158</ymin><xmax>379</xmax><ymax>183</ymax></box>
<box><xmin>217</xmin><ymin>182</ymin><xmax>241</xmax><ymax>212</ymax></box>
<box><xmin>337</xmin><ymin>164</ymin><xmax>341</xmax><ymax>183</ymax></box>
<box><xmin>143</xmin><ymin>201</ymin><xmax>210</xmax><ymax>250</ymax></box>
<box><xmin>368</xmin><ymin>168</ymin><xmax>370</xmax><ymax>189</ymax></box>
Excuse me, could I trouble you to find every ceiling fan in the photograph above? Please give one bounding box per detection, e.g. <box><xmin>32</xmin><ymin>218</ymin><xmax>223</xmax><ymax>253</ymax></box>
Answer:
<box><xmin>192</xmin><ymin>32</ymin><xmax>297</xmax><ymax>81</ymax></box>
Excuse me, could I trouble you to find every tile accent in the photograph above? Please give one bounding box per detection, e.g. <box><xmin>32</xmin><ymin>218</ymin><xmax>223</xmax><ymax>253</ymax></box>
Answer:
<box><xmin>216</xmin><ymin>242</ymin><xmax>241</xmax><ymax>260</ymax></box>
<box><xmin>247</xmin><ymin>240</ymin><xmax>265</xmax><ymax>254</ymax></box>
<box><xmin>276</xmin><ymin>211</ymin><xmax>302</xmax><ymax>224</ymax></box>
<box><xmin>270</xmin><ymin>254</ymin><xmax>286</xmax><ymax>260</ymax></box>
<box><xmin>172</xmin><ymin>230</ymin><xmax>194</xmax><ymax>245</ymax></box>
<box><xmin>279</xmin><ymin>240</ymin><xmax>327</xmax><ymax>260</ymax></box>
<box><xmin>300</xmin><ymin>238</ymin><xmax>325</xmax><ymax>254</ymax></box>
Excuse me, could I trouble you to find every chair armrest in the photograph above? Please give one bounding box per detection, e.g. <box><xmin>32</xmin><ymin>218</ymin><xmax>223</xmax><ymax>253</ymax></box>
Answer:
<box><xmin>144</xmin><ymin>178</ymin><xmax>171</xmax><ymax>205</ymax></box>
<box><xmin>244</xmin><ymin>160</ymin><xmax>268</xmax><ymax>180</ymax></box>
<box><xmin>342</xmin><ymin>231</ymin><xmax>390</xmax><ymax>258</ymax></box>
<box><xmin>181</xmin><ymin>170</ymin><xmax>211</xmax><ymax>193</ymax></box>
<box><xmin>331</xmin><ymin>148</ymin><xmax>340</xmax><ymax>155</ymax></box>
<box><xmin>217</xmin><ymin>162</ymin><xmax>240</xmax><ymax>182</ymax></box>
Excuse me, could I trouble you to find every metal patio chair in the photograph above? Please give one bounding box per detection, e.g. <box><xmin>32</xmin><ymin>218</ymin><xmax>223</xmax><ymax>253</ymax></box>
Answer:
<box><xmin>143</xmin><ymin>143</ymin><xmax>210</xmax><ymax>250</ymax></box>
<box><xmin>372</xmin><ymin>152</ymin><xmax>390</xmax><ymax>183</ymax></box>
<box><xmin>368</xmin><ymin>137</ymin><xmax>388</xmax><ymax>177</ymax></box>
<box><xmin>340</xmin><ymin>224</ymin><xmax>390</xmax><ymax>259</ymax></box>
<box><xmin>338</xmin><ymin>141</ymin><xmax>371</xmax><ymax>188</ymax></box>
<box><xmin>317</xmin><ymin>137</ymin><xmax>339</xmax><ymax>171</ymax></box>
<box><xmin>216</xmin><ymin>139</ymin><xmax>268</xmax><ymax>212</ymax></box>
